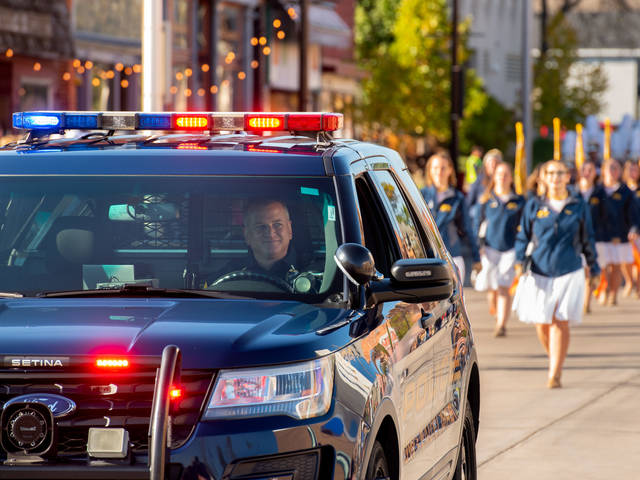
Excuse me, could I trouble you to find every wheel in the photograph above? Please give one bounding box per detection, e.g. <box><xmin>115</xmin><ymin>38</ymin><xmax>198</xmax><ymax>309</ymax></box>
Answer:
<box><xmin>210</xmin><ymin>270</ymin><xmax>292</xmax><ymax>292</ymax></box>
<box><xmin>453</xmin><ymin>401</ymin><xmax>477</xmax><ymax>480</ymax></box>
<box><xmin>365</xmin><ymin>440</ymin><xmax>390</xmax><ymax>480</ymax></box>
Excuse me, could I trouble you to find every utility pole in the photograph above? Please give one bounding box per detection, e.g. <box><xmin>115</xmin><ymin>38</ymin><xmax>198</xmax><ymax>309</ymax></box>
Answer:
<box><xmin>450</xmin><ymin>0</ymin><xmax>460</xmax><ymax>177</ymax></box>
<box><xmin>298</xmin><ymin>0</ymin><xmax>309</xmax><ymax>111</ymax></box>
<box><xmin>522</xmin><ymin>0</ymin><xmax>533</xmax><ymax>173</ymax></box>
<box><xmin>142</xmin><ymin>0</ymin><xmax>163</xmax><ymax>111</ymax></box>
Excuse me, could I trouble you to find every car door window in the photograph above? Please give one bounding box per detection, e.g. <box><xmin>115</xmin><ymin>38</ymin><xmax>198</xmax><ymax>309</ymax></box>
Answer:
<box><xmin>370</xmin><ymin>170</ymin><xmax>433</xmax><ymax>259</ymax></box>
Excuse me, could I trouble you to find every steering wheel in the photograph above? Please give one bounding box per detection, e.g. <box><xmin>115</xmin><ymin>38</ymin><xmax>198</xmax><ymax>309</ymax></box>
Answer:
<box><xmin>210</xmin><ymin>270</ymin><xmax>293</xmax><ymax>293</ymax></box>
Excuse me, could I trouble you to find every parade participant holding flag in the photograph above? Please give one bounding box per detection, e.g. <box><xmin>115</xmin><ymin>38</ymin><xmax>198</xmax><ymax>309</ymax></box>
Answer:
<box><xmin>576</xmin><ymin>159</ymin><xmax>607</xmax><ymax>313</ymax></box>
<box><xmin>473</xmin><ymin>161</ymin><xmax>525</xmax><ymax>337</ymax></box>
<box><xmin>600</xmin><ymin>158</ymin><xmax>640</xmax><ymax>305</ymax></box>
<box><xmin>513</xmin><ymin>160</ymin><xmax>599</xmax><ymax>389</ymax></box>
<box><xmin>422</xmin><ymin>150</ymin><xmax>481</xmax><ymax>282</ymax></box>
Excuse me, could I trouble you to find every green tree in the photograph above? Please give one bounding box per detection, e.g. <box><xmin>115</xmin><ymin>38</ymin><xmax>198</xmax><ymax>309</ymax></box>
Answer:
<box><xmin>533</xmin><ymin>13</ymin><xmax>607</xmax><ymax>129</ymax></box>
<box><xmin>355</xmin><ymin>0</ymin><xmax>504</xmax><ymax>149</ymax></box>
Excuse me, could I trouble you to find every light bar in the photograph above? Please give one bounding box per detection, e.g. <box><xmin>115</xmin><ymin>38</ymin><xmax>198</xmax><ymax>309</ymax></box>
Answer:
<box><xmin>12</xmin><ymin>111</ymin><xmax>344</xmax><ymax>133</ymax></box>
<box><xmin>96</xmin><ymin>358</ymin><xmax>129</xmax><ymax>368</ymax></box>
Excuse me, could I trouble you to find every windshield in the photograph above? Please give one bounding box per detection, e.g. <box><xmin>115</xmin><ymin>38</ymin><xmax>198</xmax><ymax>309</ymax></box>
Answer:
<box><xmin>0</xmin><ymin>176</ymin><xmax>343</xmax><ymax>302</ymax></box>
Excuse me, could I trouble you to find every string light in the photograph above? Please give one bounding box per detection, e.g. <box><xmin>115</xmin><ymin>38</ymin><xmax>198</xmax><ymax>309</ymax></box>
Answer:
<box><xmin>210</xmin><ymin>85</ymin><xmax>218</xmax><ymax>94</ymax></box>
<box><xmin>33</xmin><ymin>62</ymin><xmax>41</xmax><ymax>71</ymax></box>
<box><xmin>221</xmin><ymin>79</ymin><xmax>230</xmax><ymax>87</ymax></box>
<box><xmin>5</xmin><ymin>48</ymin><xmax>13</xmax><ymax>58</ymax></box>
<box><xmin>197</xmin><ymin>88</ymin><xmax>205</xmax><ymax>96</ymax></box>
<box><xmin>259</xmin><ymin>36</ymin><xmax>267</xmax><ymax>46</ymax></box>
<box><xmin>250</xmin><ymin>60</ymin><xmax>259</xmax><ymax>69</ymax></box>
<box><xmin>263</xmin><ymin>46</ymin><xmax>271</xmax><ymax>56</ymax></box>
<box><xmin>277</xmin><ymin>31</ymin><xmax>285</xmax><ymax>40</ymax></box>
<box><xmin>106</xmin><ymin>70</ymin><xmax>114</xmax><ymax>79</ymax></box>
<box><xmin>115</xmin><ymin>63</ymin><xmax>124</xmax><ymax>72</ymax></box>
<box><xmin>91</xmin><ymin>77</ymin><xmax>100</xmax><ymax>87</ymax></box>
<box><xmin>287</xmin><ymin>7</ymin><xmax>297</xmax><ymax>18</ymax></box>
<box><xmin>184</xmin><ymin>88</ymin><xmax>192</xmax><ymax>97</ymax></box>
<box><xmin>72</xmin><ymin>59</ymin><xmax>81</xmax><ymax>68</ymax></box>
<box><xmin>273</xmin><ymin>19</ymin><xmax>281</xmax><ymax>28</ymax></box>
<box><xmin>170</xmin><ymin>85</ymin><xmax>178</xmax><ymax>94</ymax></box>
<box><xmin>18</xmin><ymin>87</ymin><xmax>26</xmax><ymax>96</ymax></box>
<box><xmin>62</xmin><ymin>72</ymin><xmax>71</xmax><ymax>81</ymax></box>
<box><xmin>176</xmin><ymin>72</ymin><xmax>184</xmax><ymax>80</ymax></box>
<box><xmin>201</xmin><ymin>64</ymin><xmax>210</xmax><ymax>72</ymax></box>
<box><xmin>185</xmin><ymin>68</ymin><xmax>192</xmax><ymax>77</ymax></box>
<box><xmin>77</xmin><ymin>66</ymin><xmax>85</xmax><ymax>74</ymax></box>
<box><xmin>124</xmin><ymin>66</ymin><xmax>133</xmax><ymax>76</ymax></box>
<box><xmin>84</xmin><ymin>60</ymin><xmax>93</xmax><ymax>69</ymax></box>
<box><xmin>99</xmin><ymin>71</ymin><xmax>108</xmax><ymax>80</ymax></box>
<box><xmin>238</xmin><ymin>71</ymin><xmax>246</xmax><ymax>80</ymax></box>
<box><xmin>133</xmin><ymin>64</ymin><xmax>141</xmax><ymax>74</ymax></box>
<box><xmin>120</xmin><ymin>79</ymin><xmax>129</xmax><ymax>88</ymax></box>
<box><xmin>250</xmin><ymin>37</ymin><xmax>258</xmax><ymax>46</ymax></box>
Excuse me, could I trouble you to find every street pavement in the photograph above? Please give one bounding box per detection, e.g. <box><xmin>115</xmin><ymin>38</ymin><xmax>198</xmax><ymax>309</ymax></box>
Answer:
<box><xmin>464</xmin><ymin>288</ymin><xmax>640</xmax><ymax>479</ymax></box>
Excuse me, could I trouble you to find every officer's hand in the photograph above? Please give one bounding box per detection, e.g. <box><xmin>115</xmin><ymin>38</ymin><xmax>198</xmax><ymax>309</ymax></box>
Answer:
<box><xmin>514</xmin><ymin>263</ymin><xmax>523</xmax><ymax>278</ymax></box>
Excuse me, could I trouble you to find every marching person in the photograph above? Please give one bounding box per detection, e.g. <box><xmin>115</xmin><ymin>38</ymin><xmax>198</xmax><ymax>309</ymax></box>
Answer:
<box><xmin>473</xmin><ymin>161</ymin><xmax>525</xmax><ymax>337</ymax></box>
<box><xmin>421</xmin><ymin>150</ymin><xmax>481</xmax><ymax>283</ymax></box>
<box><xmin>600</xmin><ymin>158</ymin><xmax>640</xmax><ymax>305</ymax></box>
<box><xmin>576</xmin><ymin>159</ymin><xmax>607</xmax><ymax>313</ymax></box>
<box><xmin>622</xmin><ymin>159</ymin><xmax>640</xmax><ymax>296</ymax></box>
<box><xmin>466</xmin><ymin>149</ymin><xmax>502</xmax><ymax>221</ymax></box>
<box><xmin>513</xmin><ymin>160</ymin><xmax>600</xmax><ymax>388</ymax></box>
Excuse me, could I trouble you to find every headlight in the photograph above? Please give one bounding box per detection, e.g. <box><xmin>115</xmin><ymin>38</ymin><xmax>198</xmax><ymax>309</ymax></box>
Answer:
<box><xmin>204</xmin><ymin>357</ymin><xmax>334</xmax><ymax>420</ymax></box>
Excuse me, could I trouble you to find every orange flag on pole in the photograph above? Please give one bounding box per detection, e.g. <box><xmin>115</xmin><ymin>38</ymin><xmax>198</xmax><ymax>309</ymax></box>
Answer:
<box><xmin>575</xmin><ymin>123</ymin><xmax>585</xmax><ymax>172</ymax></box>
<box><xmin>603</xmin><ymin>117</ymin><xmax>611</xmax><ymax>161</ymax></box>
<box><xmin>514</xmin><ymin>122</ymin><xmax>527</xmax><ymax>195</ymax></box>
<box><xmin>553</xmin><ymin>117</ymin><xmax>561</xmax><ymax>161</ymax></box>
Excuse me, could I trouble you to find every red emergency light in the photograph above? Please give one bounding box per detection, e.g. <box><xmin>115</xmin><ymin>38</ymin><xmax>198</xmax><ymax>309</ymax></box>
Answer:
<box><xmin>174</xmin><ymin>115</ymin><xmax>209</xmax><ymax>130</ymax></box>
<box><xmin>245</xmin><ymin>115</ymin><xmax>285</xmax><ymax>131</ymax></box>
<box><xmin>169</xmin><ymin>386</ymin><xmax>183</xmax><ymax>400</ymax></box>
<box><xmin>96</xmin><ymin>358</ymin><xmax>129</xmax><ymax>368</ymax></box>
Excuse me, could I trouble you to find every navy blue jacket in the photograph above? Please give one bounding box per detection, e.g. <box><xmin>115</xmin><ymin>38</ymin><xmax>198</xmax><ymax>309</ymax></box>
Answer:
<box><xmin>474</xmin><ymin>192</ymin><xmax>526</xmax><ymax>252</ymax></box>
<box><xmin>421</xmin><ymin>186</ymin><xmax>480</xmax><ymax>262</ymax></box>
<box><xmin>602</xmin><ymin>184</ymin><xmax>640</xmax><ymax>242</ymax></box>
<box><xmin>576</xmin><ymin>184</ymin><xmax>608</xmax><ymax>242</ymax></box>
<box><xmin>515</xmin><ymin>195</ymin><xmax>600</xmax><ymax>277</ymax></box>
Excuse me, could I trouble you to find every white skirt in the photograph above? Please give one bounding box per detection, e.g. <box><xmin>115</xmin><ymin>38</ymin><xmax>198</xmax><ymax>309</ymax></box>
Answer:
<box><xmin>512</xmin><ymin>268</ymin><xmax>585</xmax><ymax>325</ymax></box>
<box><xmin>597</xmin><ymin>242</ymin><xmax>633</xmax><ymax>266</ymax></box>
<box><xmin>474</xmin><ymin>247</ymin><xmax>516</xmax><ymax>291</ymax></box>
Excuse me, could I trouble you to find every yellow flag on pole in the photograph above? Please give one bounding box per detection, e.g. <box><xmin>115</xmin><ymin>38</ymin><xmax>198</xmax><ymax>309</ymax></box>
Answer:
<box><xmin>575</xmin><ymin>123</ymin><xmax>585</xmax><ymax>172</ymax></box>
<box><xmin>603</xmin><ymin>117</ymin><xmax>611</xmax><ymax>161</ymax></box>
<box><xmin>553</xmin><ymin>117</ymin><xmax>561</xmax><ymax>161</ymax></box>
<box><xmin>515</xmin><ymin>122</ymin><xmax>527</xmax><ymax>195</ymax></box>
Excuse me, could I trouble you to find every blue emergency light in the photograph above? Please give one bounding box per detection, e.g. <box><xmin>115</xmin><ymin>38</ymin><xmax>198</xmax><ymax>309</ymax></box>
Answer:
<box><xmin>12</xmin><ymin>111</ymin><xmax>344</xmax><ymax>134</ymax></box>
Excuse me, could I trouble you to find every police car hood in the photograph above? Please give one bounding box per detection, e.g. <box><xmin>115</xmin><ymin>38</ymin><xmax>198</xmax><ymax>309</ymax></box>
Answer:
<box><xmin>0</xmin><ymin>298</ymin><xmax>352</xmax><ymax>369</ymax></box>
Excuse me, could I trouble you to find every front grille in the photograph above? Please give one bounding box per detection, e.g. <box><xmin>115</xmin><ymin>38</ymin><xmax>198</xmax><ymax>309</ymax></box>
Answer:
<box><xmin>0</xmin><ymin>368</ymin><xmax>213</xmax><ymax>459</ymax></box>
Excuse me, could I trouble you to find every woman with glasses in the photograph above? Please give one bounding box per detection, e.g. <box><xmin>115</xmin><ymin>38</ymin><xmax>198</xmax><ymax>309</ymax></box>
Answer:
<box><xmin>422</xmin><ymin>150</ymin><xmax>481</xmax><ymax>282</ymax></box>
<box><xmin>473</xmin><ymin>161</ymin><xmax>525</xmax><ymax>337</ymax></box>
<box><xmin>600</xmin><ymin>158</ymin><xmax>640</xmax><ymax>305</ymax></box>
<box><xmin>513</xmin><ymin>160</ymin><xmax>599</xmax><ymax>388</ymax></box>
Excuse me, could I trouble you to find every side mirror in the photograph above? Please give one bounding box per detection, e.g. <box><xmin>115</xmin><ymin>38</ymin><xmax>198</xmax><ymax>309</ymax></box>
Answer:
<box><xmin>368</xmin><ymin>258</ymin><xmax>454</xmax><ymax>305</ymax></box>
<box><xmin>334</xmin><ymin>243</ymin><xmax>376</xmax><ymax>286</ymax></box>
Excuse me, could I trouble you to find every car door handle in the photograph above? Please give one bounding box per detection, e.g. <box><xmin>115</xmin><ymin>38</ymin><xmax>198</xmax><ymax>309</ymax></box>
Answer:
<box><xmin>420</xmin><ymin>312</ymin><xmax>435</xmax><ymax>330</ymax></box>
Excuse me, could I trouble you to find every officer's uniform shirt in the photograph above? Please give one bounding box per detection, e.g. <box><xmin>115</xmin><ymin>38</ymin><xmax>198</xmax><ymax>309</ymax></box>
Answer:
<box><xmin>474</xmin><ymin>192</ymin><xmax>525</xmax><ymax>252</ymax></box>
<box><xmin>516</xmin><ymin>195</ymin><xmax>600</xmax><ymax>278</ymax></box>
<box><xmin>421</xmin><ymin>186</ymin><xmax>480</xmax><ymax>262</ymax></box>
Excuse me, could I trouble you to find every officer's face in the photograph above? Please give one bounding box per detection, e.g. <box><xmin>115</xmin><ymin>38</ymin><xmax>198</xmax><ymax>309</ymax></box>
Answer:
<box><xmin>244</xmin><ymin>202</ymin><xmax>293</xmax><ymax>265</ymax></box>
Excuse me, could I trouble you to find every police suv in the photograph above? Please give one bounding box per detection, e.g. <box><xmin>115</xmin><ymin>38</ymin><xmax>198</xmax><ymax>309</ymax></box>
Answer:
<box><xmin>0</xmin><ymin>111</ymin><xmax>479</xmax><ymax>480</ymax></box>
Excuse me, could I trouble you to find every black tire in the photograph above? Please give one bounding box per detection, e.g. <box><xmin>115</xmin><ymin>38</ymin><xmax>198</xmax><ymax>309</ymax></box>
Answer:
<box><xmin>365</xmin><ymin>440</ymin><xmax>391</xmax><ymax>480</ymax></box>
<box><xmin>453</xmin><ymin>401</ymin><xmax>477</xmax><ymax>480</ymax></box>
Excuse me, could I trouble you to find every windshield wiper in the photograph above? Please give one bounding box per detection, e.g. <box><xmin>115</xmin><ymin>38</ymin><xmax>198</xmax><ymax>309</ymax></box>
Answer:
<box><xmin>38</xmin><ymin>284</ymin><xmax>251</xmax><ymax>300</ymax></box>
<box><xmin>0</xmin><ymin>292</ymin><xmax>23</xmax><ymax>298</ymax></box>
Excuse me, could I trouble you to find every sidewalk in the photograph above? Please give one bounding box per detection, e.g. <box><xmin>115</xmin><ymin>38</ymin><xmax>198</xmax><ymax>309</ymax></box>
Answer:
<box><xmin>463</xmin><ymin>289</ymin><xmax>640</xmax><ymax>479</ymax></box>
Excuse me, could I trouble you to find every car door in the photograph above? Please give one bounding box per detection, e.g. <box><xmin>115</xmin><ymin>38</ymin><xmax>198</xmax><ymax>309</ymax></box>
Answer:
<box><xmin>357</xmin><ymin>161</ymin><xmax>450</xmax><ymax>479</ymax></box>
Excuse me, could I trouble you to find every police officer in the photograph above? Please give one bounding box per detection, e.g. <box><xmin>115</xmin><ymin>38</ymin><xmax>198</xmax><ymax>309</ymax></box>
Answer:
<box><xmin>513</xmin><ymin>160</ymin><xmax>600</xmax><ymax>388</ymax></box>
<box><xmin>473</xmin><ymin>161</ymin><xmax>525</xmax><ymax>337</ymax></box>
<box><xmin>421</xmin><ymin>150</ymin><xmax>480</xmax><ymax>282</ymax></box>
